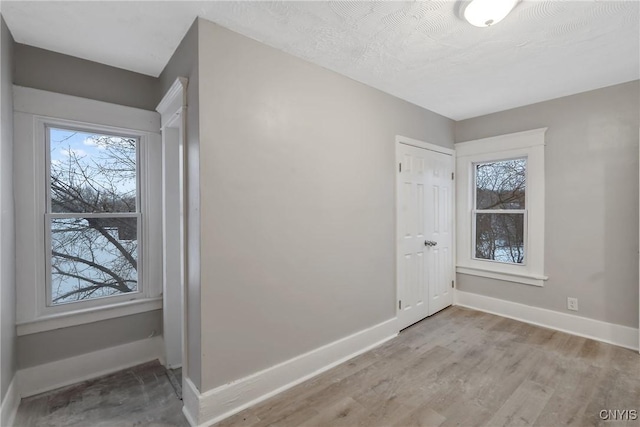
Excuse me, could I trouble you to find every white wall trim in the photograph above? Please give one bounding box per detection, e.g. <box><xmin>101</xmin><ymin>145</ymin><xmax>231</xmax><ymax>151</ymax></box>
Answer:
<box><xmin>156</xmin><ymin>77</ymin><xmax>188</xmax><ymax>125</ymax></box>
<box><xmin>182</xmin><ymin>318</ymin><xmax>398</xmax><ymax>427</ymax></box>
<box><xmin>0</xmin><ymin>377</ymin><xmax>20</xmax><ymax>427</ymax></box>
<box><xmin>455</xmin><ymin>127</ymin><xmax>547</xmax><ymax>156</ymax></box>
<box><xmin>157</xmin><ymin>77</ymin><xmax>188</xmax><ymax>370</ymax></box>
<box><xmin>16</xmin><ymin>297</ymin><xmax>162</xmax><ymax>336</ymax></box>
<box><xmin>182</xmin><ymin>378</ymin><xmax>201</xmax><ymax>427</ymax></box>
<box><xmin>13</xmin><ymin>85</ymin><xmax>160</xmax><ymax>132</ymax></box>
<box><xmin>396</xmin><ymin>135</ymin><xmax>455</xmax><ymax>156</ymax></box>
<box><xmin>17</xmin><ymin>336</ymin><xmax>164</xmax><ymax>398</ymax></box>
<box><xmin>455</xmin><ymin>290</ymin><xmax>639</xmax><ymax>351</ymax></box>
<box><xmin>456</xmin><ymin>266</ymin><xmax>547</xmax><ymax>287</ymax></box>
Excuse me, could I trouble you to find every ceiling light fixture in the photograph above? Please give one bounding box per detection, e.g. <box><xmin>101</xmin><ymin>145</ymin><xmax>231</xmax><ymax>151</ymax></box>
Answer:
<box><xmin>463</xmin><ymin>0</ymin><xmax>518</xmax><ymax>27</ymax></box>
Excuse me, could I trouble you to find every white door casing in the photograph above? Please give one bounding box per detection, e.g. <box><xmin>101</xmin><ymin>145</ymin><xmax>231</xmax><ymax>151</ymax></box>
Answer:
<box><xmin>156</xmin><ymin>77</ymin><xmax>188</xmax><ymax>369</ymax></box>
<box><xmin>396</xmin><ymin>137</ymin><xmax>454</xmax><ymax>331</ymax></box>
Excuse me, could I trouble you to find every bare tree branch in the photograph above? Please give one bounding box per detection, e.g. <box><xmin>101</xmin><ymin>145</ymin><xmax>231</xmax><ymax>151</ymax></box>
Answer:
<box><xmin>52</xmin><ymin>250</ymin><xmax>133</xmax><ymax>292</ymax></box>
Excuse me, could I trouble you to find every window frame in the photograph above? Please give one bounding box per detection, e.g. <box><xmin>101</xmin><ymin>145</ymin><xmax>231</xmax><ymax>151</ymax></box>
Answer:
<box><xmin>455</xmin><ymin>128</ymin><xmax>547</xmax><ymax>287</ymax></box>
<box><xmin>14</xmin><ymin>86</ymin><xmax>162</xmax><ymax>335</ymax></box>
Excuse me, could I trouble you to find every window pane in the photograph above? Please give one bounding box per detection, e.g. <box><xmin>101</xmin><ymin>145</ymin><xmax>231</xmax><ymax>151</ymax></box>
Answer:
<box><xmin>475</xmin><ymin>213</ymin><xmax>524</xmax><ymax>264</ymax></box>
<box><xmin>50</xmin><ymin>217</ymin><xmax>138</xmax><ymax>305</ymax></box>
<box><xmin>49</xmin><ymin>128</ymin><xmax>137</xmax><ymax>213</ymax></box>
<box><xmin>476</xmin><ymin>159</ymin><xmax>526</xmax><ymax>210</ymax></box>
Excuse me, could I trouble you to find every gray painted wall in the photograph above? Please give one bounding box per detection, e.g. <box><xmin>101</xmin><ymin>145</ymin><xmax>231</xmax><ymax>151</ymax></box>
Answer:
<box><xmin>11</xmin><ymin>38</ymin><xmax>165</xmax><ymax>368</ymax></box>
<box><xmin>158</xmin><ymin>18</ymin><xmax>201</xmax><ymax>390</ymax></box>
<box><xmin>197</xmin><ymin>19</ymin><xmax>454</xmax><ymax>391</ymax></box>
<box><xmin>455</xmin><ymin>81</ymin><xmax>639</xmax><ymax>328</ymax></box>
<box><xmin>14</xmin><ymin>44</ymin><xmax>160</xmax><ymax>110</ymax></box>
<box><xmin>17</xmin><ymin>310</ymin><xmax>162</xmax><ymax>368</ymax></box>
<box><xmin>0</xmin><ymin>15</ymin><xmax>16</xmax><ymax>402</ymax></box>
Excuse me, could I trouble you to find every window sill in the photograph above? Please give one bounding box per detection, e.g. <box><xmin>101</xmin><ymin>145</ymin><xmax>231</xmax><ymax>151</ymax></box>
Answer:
<box><xmin>16</xmin><ymin>297</ymin><xmax>163</xmax><ymax>336</ymax></box>
<box><xmin>456</xmin><ymin>266</ymin><xmax>548</xmax><ymax>287</ymax></box>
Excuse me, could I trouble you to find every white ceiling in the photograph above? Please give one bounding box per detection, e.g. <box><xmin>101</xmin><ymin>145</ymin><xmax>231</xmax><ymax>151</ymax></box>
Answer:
<box><xmin>2</xmin><ymin>1</ymin><xmax>638</xmax><ymax>120</ymax></box>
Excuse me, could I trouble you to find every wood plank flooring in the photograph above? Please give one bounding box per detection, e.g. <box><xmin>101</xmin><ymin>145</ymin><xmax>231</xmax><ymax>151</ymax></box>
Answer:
<box><xmin>13</xmin><ymin>306</ymin><xmax>640</xmax><ymax>426</ymax></box>
<box><xmin>217</xmin><ymin>307</ymin><xmax>640</xmax><ymax>427</ymax></box>
<box><xmin>13</xmin><ymin>361</ymin><xmax>188</xmax><ymax>427</ymax></box>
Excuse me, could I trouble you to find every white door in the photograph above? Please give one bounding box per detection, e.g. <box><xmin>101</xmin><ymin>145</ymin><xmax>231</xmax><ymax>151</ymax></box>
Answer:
<box><xmin>426</xmin><ymin>149</ymin><xmax>454</xmax><ymax>316</ymax></box>
<box><xmin>397</xmin><ymin>141</ymin><xmax>454</xmax><ymax>330</ymax></box>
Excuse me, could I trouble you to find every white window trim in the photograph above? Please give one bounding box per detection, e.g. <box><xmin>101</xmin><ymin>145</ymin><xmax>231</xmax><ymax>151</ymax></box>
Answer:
<box><xmin>455</xmin><ymin>128</ymin><xmax>547</xmax><ymax>287</ymax></box>
<box><xmin>14</xmin><ymin>86</ymin><xmax>163</xmax><ymax>335</ymax></box>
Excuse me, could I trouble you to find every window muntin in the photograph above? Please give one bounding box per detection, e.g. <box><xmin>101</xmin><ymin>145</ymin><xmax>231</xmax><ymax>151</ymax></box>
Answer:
<box><xmin>46</xmin><ymin>127</ymin><xmax>141</xmax><ymax>306</ymax></box>
<box><xmin>473</xmin><ymin>158</ymin><xmax>526</xmax><ymax>265</ymax></box>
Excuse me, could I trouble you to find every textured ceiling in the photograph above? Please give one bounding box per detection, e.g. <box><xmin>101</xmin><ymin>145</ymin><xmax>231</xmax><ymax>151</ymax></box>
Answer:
<box><xmin>2</xmin><ymin>1</ymin><xmax>639</xmax><ymax>120</ymax></box>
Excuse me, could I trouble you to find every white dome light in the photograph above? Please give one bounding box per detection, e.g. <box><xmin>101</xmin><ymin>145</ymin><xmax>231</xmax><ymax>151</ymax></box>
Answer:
<box><xmin>464</xmin><ymin>0</ymin><xmax>518</xmax><ymax>27</ymax></box>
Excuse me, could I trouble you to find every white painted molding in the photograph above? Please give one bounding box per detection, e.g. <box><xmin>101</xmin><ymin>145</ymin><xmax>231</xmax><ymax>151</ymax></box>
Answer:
<box><xmin>396</xmin><ymin>135</ymin><xmax>455</xmax><ymax>156</ymax></box>
<box><xmin>182</xmin><ymin>378</ymin><xmax>200</xmax><ymax>427</ymax></box>
<box><xmin>17</xmin><ymin>336</ymin><xmax>164</xmax><ymax>398</ymax></box>
<box><xmin>156</xmin><ymin>77</ymin><xmax>188</xmax><ymax>126</ymax></box>
<box><xmin>16</xmin><ymin>297</ymin><xmax>162</xmax><ymax>336</ymax></box>
<box><xmin>0</xmin><ymin>377</ymin><xmax>20</xmax><ymax>427</ymax></box>
<box><xmin>456</xmin><ymin>266</ymin><xmax>547</xmax><ymax>287</ymax></box>
<box><xmin>183</xmin><ymin>318</ymin><xmax>398</xmax><ymax>427</ymax></box>
<box><xmin>455</xmin><ymin>127</ymin><xmax>547</xmax><ymax>157</ymax></box>
<box><xmin>455</xmin><ymin>290</ymin><xmax>639</xmax><ymax>351</ymax></box>
<box><xmin>13</xmin><ymin>85</ymin><xmax>160</xmax><ymax>132</ymax></box>
<box><xmin>157</xmin><ymin>76</ymin><xmax>188</xmax><ymax>370</ymax></box>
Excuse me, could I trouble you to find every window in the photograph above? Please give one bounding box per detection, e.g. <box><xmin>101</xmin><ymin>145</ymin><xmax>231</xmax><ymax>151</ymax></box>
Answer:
<box><xmin>456</xmin><ymin>128</ymin><xmax>546</xmax><ymax>286</ymax></box>
<box><xmin>474</xmin><ymin>158</ymin><xmax>526</xmax><ymax>264</ymax></box>
<box><xmin>14</xmin><ymin>87</ymin><xmax>162</xmax><ymax>335</ymax></box>
<box><xmin>47</xmin><ymin>127</ymin><xmax>140</xmax><ymax>305</ymax></box>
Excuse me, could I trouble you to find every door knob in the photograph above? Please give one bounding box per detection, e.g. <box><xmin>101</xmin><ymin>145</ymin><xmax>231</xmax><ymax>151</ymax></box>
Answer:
<box><xmin>424</xmin><ymin>240</ymin><xmax>437</xmax><ymax>247</ymax></box>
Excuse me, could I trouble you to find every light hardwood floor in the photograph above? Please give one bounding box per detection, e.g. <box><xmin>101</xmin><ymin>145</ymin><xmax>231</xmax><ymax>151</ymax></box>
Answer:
<box><xmin>13</xmin><ymin>306</ymin><xmax>640</xmax><ymax>426</ymax></box>
<box><xmin>13</xmin><ymin>362</ymin><xmax>188</xmax><ymax>427</ymax></box>
<box><xmin>216</xmin><ymin>306</ymin><xmax>640</xmax><ymax>427</ymax></box>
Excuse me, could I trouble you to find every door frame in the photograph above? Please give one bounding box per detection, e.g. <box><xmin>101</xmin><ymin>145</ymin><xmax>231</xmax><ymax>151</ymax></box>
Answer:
<box><xmin>157</xmin><ymin>77</ymin><xmax>188</xmax><ymax>369</ymax></box>
<box><xmin>395</xmin><ymin>135</ymin><xmax>456</xmax><ymax>330</ymax></box>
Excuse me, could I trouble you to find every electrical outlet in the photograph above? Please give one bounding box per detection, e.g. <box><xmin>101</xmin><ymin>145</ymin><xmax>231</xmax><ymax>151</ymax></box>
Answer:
<box><xmin>567</xmin><ymin>297</ymin><xmax>578</xmax><ymax>311</ymax></box>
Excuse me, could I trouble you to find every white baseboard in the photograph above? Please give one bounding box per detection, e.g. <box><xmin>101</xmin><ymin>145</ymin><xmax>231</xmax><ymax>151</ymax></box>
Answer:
<box><xmin>18</xmin><ymin>335</ymin><xmax>164</xmax><ymax>398</ymax></box>
<box><xmin>183</xmin><ymin>318</ymin><xmax>398</xmax><ymax>427</ymax></box>
<box><xmin>182</xmin><ymin>378</ymin><xmax>201</xmax><ymax>427</ymax></box>
<box><xmin>1</xmin><ymin>377</ymin><xmax>20</xmax><ymax>427</ymax></box>
<box><xmin>455</xmin><ymin>290</ymin><xmax>639</xmax><ymax>351</ymax></box>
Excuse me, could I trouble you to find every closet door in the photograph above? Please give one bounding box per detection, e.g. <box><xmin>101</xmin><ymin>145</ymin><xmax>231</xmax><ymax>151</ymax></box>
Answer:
<box><xmin>397</xmin><ymin>141</ymin><xmax>454</xmax><ymax>330</ymax></box>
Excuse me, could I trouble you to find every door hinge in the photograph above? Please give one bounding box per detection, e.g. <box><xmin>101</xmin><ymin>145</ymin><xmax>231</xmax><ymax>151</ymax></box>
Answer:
<box><xmin>399</xmin><ymin>300</ymin><xmax>402</xmax><ymax>310</ymax></box>
<box><xmin>452</xmin><ymin>280</ymin><xmax>455</xmax><ymax>288</ymax></box>
<box><xmin>451</xmin><ymin>172</ymin><xmax>454</xmax><ymax>180</ymax></box>
<box><xmin>399</xmin><ymin>163</ymin><xmax>402</xmax><ymax>173</ymax></box>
